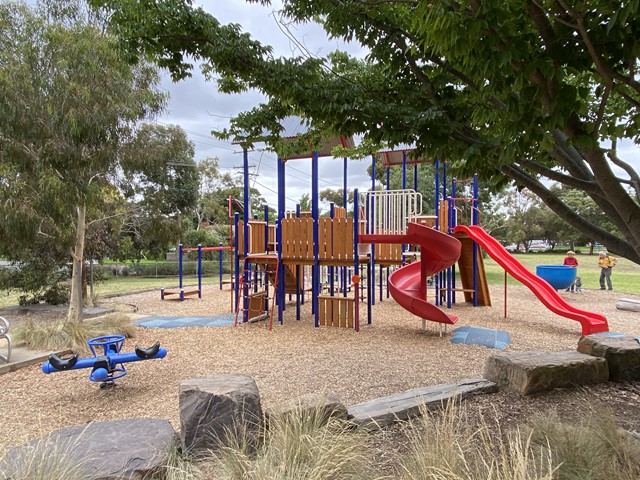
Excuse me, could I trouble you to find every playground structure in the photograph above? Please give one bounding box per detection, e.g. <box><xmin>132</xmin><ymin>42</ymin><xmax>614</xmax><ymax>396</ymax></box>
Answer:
<box><xmin>160</xmin><ymin>243</ymin><xmax>233</xmax><ymax>301</ymax></box>
<box><xmin>162</xmin><ymin>195</ymin><xmax>236</xmax><ymax>303</ymax></box>
<box><xmin>42</xmin><ymin>335</ymin><xmax>167</xmax><ymax>388</ymax></box>
<box><xmin>228</xmin><ymin>127</ymin><xmax>608</xmax><ymax>336</ymax></box>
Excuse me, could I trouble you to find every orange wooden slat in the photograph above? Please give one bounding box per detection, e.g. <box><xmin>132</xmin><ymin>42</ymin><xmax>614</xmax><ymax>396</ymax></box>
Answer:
<box><xmin>319</xmin><ymin>296</ymin><xmax>327</xmax><ymax>326</ymax></box>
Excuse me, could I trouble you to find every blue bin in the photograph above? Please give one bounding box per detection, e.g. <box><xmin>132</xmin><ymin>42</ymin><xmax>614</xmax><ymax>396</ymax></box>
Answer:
<box><xmin>536</xmin><ymin>265</ymin><xmax>577</xmax><ymax>290</ymax></box>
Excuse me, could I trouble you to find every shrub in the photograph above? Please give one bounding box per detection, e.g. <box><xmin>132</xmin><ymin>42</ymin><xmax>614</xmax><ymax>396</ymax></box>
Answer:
<box><xmin>12</xmin><ymin>313</ymin><xmax>135</xmax><ymax>353</ymax></box>
<box><xmin>42</xmin><ymin>283</ymin><xmax>70</xmax><ymax>305</ymax></box>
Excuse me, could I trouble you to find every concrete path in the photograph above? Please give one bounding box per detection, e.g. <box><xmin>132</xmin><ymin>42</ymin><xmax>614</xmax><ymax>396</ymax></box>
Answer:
<box><xmin>0</xmin><ymin>346</ymin><xmax>71</xmax><ymax>376</ymax></box>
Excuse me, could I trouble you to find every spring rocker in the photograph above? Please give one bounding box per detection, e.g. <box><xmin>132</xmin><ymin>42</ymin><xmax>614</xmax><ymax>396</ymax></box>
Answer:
<box><xmin>42</xmin><ymin>335</ymin><xmax>167</xmax><ymax>388</ymax></box>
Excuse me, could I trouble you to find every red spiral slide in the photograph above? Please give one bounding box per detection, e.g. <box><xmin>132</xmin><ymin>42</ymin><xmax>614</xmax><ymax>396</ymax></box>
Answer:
<box><xmin>360</xmin><ymin>222</ymin><xmax>462</xmax><ymax>325</ymax></box>
<box><xmin>453</xmin><ymin>225</ymin><xmax>608</xmax><ymax>335</ymax></box>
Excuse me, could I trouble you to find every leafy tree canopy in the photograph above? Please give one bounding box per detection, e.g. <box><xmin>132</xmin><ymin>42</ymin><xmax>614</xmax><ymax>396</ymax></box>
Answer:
<box><xmin>0</xmin><ymin>1</ymin><xmax>196</xmax><ymax>316</ymax></box>
<box><xmin>91</xmin><ymin>0</ymin><xmax>640</xmax><ymax>263</ymax></box>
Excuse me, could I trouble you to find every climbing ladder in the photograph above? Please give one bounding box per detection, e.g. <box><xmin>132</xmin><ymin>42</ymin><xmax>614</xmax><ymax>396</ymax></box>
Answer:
<box><xmin>234</xmin><ymin>256</ymin><xmax>280</xmax><ymax>330</ymax></box>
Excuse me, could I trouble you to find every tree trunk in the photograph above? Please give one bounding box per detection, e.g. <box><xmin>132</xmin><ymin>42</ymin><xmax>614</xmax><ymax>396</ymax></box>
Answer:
<box><xmin>67</xmin><ymin>204</ymin><xmax>86</xmax><ymax>323</ymax></box>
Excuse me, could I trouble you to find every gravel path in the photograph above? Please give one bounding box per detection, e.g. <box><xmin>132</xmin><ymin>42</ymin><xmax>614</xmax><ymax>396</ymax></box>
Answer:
<box><xmin>1</xmin><ymin>283</ymin><xmax>639</xmax><ymax>449</ymax></box>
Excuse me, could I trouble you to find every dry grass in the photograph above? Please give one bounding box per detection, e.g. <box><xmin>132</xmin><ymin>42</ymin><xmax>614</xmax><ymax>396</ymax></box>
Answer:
<box><xmin>1</xmin><ymin>283</ymin><xmax>639</xmax><ymax>451</ymax></box>
<box><xmin>11</xmin><ymin>313</ymin><xmax>136</xmax><ymax>353</ymax></box>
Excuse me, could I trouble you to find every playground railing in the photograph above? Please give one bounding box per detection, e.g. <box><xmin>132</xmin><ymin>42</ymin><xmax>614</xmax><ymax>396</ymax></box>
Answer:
<box><xmin>361</xmin><ymin>189</ymin><xmax>423</xmax><ymax>236</ymax></box>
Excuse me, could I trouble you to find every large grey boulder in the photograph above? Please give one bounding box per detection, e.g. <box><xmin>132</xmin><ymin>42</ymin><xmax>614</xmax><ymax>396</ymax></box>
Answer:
<box><xmin>1</xmin><ymin>418</ymin><xmax>176</xmax><ymax>480</ymax></box>
<box><xmin>484</xmin><ymin>351</ymin><xmax>609</xmax><ymax>395</ymax></box>
<box><xmin>180</xmin><ymin>374</ymin><xmax>262</xmax><ymax>454</ymax></box>
<box><xmin>347</xmin><ymin>378</ymin><xmax>497</xmax><ymax>429</ymax></box>
<box><xmin>578</xmin><ymin>334</ymin><xmax>640</xmax><ymax>381</ymax></box>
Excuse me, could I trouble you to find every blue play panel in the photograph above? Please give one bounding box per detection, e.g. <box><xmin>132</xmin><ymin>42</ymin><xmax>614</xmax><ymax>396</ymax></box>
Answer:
<box><xmin>451</xmin><ymin>326</ymin><xmax>511</xmax><ymax>350</ymax></box>
<box><xmin>136</xmin><ymin>314</ymin><xmax>234</xmax><ymax>328</ymax></box>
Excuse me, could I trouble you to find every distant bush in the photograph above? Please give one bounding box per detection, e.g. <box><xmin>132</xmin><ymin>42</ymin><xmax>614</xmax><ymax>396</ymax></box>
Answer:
<box><xmin>135</xmin><ymin>261</ymin><xmax>231</xmax><ymax>277</ymax></box>
<box><xmin>41</xmin><ymin>283</ymin><xmax>70</xmax><ymax>305</ymax></box>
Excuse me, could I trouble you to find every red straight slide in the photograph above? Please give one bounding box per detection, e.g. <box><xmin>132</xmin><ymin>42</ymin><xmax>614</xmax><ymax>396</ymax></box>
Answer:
<box><xmin>453</xmin><ymin>225</ymin><xmax>608</xmax><ymax>335</ymax></box>
<box><xmin>360</xmin><ymin>222</ymin><xmax>462</xmax><ymax>325</ymax></box>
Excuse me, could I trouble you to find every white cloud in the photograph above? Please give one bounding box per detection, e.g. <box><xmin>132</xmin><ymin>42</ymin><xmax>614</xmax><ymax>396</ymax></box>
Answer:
<box><xmin>157</xmin><ymin>0</ymin><xmax>370</xmax><ymax>210</ymax></box>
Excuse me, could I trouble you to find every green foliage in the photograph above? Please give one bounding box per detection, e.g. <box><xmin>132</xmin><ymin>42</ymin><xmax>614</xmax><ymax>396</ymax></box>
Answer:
<box><xmin>0</xmin><ymin>1</ymin><xmax>194</xmax><ymax>316</ymax></box>
<box><xmin>41</xmin><ymin>283</ymin><xmax>71</xmax><ymax>306</ymax></box>
<box><xmin>92</xmin><ymin>0</ymin><xmax>640</xmax><ymax>263</ymax></box>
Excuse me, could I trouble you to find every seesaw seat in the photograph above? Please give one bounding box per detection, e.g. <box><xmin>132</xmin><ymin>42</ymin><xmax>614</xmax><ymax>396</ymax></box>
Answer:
<box><xmin>48</xmin><ymin>353</ymin><xmax>79</xmax><ymax>370</ymax></box>
<box><xmin>135</xmin><ymin>341</ymin><xmax>160</xmax><ymax>359</ymax></box>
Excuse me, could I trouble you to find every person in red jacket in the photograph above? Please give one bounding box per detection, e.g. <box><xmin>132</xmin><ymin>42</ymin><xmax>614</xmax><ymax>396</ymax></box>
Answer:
<box><xmin>563</xmin><ymin>251</ymin><xmax>579</xmax><ymax>292</ymax></box>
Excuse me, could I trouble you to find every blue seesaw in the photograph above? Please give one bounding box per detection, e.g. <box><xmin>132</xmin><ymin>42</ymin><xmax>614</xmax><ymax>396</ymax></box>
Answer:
<box><xmin>42</xmin><ymin>335</ymin><xmax>167</xmax><ymax>388</ymax></box>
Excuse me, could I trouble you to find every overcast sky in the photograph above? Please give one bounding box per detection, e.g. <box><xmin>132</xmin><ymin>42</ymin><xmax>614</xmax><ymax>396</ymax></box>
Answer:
<box><xmin>155</xmin><ymin>0</ymin><xmax>372</xmax><ymax>213</ymax></box>
<box><xmin>156</xmin><ymin>0</ymin><xmax>639</xmax><ymax>214</ymax></box>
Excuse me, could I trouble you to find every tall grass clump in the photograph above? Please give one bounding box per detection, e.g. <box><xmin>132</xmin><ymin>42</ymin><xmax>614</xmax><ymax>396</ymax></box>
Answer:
<box><xmin>0</xmin><ymin>435</ymin><xmax>90</xmax><ymax>480</ymax></box>
<box><xmin>149</xmin><ymin>448</ymin><xmax>205</xmax><ymax>480</ymax></box>
<box><xmin>395</xmin><ymin>400</ymin><xmax>556</xmax><ymax>480</ymax></box>
<box><xmin>526</xmin><ymin>404</ymin><xmax>640</xmax><ymax>480</ymax></box>
<box><xmin>210</xmin><ymin>404</ymin><xmax>383</xmax><ymax>480</ymax></box>
<box><xmin>12</xmin><ymin>313</ymin><xmax>135</xmax><ymax>353</ymax></box>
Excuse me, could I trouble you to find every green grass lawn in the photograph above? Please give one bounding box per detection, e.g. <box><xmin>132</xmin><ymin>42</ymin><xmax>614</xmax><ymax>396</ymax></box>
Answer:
<box><xmin>0</xmin><ymin>276</ymin><xmax>208</xmax><ymax>308</ymax></box>
<box><xmin>0</xmin><ymin>251</ymin><xmax>637</xmax><ymax>308</ymax></box>
<box><xmin>483</xmin><ymin>251</ymin><xmax>640</xmax><ymax>294</ymax></box>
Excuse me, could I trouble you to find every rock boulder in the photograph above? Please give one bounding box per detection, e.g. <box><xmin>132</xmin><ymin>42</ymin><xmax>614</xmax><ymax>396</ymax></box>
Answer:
<box><xmin>180</xmin><ymin>374</ymin><xmax>262</xmax><ymax>454</ymax></box>
<box><xmin>484</xmin><ymin>351</ymin><xmax>609</xmax><ymax>395</ymax></box>
<box><xmin>578</xmin><ymin>335</ymin><xmax>640</xmax><ymax>381</ymax></box>
<box><xmin>1</xmin><ymin>418</ymin><xmax>176</xmax><ymax>480</ymax></box>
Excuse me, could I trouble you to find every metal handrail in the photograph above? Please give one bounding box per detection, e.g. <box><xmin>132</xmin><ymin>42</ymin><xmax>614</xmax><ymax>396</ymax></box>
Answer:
<box><xmin>361</xmin><ymin>189</ymin><xmax>423</xmax><ymax>235</ymax></box>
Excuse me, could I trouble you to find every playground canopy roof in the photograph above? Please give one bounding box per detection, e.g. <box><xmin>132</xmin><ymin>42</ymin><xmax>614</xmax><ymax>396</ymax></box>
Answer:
<box><xmin>278</xmin><ymin>116</ymin><xmax>355</xmax><ymax>160</ymax></box>
<box><xmin>376</xmin><ymin>144</ymin><xmax>433</xmax><ymax>167</ymax></box>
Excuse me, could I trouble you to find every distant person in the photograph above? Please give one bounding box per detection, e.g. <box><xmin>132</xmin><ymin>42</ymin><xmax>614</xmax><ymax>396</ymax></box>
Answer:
<box><xmin>563</xmin><ymin>250</ymin><xmax>578</xmax><ymax>292</ymax></box>
<box><xmin>598</xmin><ymin>251</ymin><xmax>617</xmax><ymax>290</ymax></box>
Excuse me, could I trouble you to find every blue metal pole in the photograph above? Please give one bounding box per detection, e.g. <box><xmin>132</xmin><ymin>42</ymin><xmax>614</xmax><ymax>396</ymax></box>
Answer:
<box><xmin>218</xmin><ymin>243</ymin><xmax>223</xmax><ymax>290</ymax></box>
<box><xmin>450</xmin><ymin>180</ymin><xmax>457</xmax><ymax>307</ymax></box>
<box><xmin>434</xmin><ymin>158</ymin><xmax>440</xmax><ymax>305</ymax></box>
<box><xmin>312</xmin><ymin>151</ymin><xmax>320</xmax><ymax>327</ymax></box>
<box><xmin>402</xmin><ymin>152</ymin><xmax>407</xmax><ymax>189</ymax></box>
<box><xmin>343</xmin><ymin>156</ymin><xmax>348</xmax><ymax>298</ymax></box>
<box><xmin>277</xmin><ymin>157</ymin><xmax>285</xmax><ymax>325</ymax></box>
<box><xmin>197</xmin><ymin>244</ymin><xmax>202</xmax><ymax>298</ymax></box>
<box><xmin>234</xmin><ymin>214</ymin><xmax>240</xmax><ymax>312</ymax></box>
<box><xmin>343</xmin><ymin>157</ymin><xmax>348</xmax><ymax>208</ymax></box>
<box><xmin>353</xmin><ymin>189</ymin><xmax>360</xmax><ymax>327</ymax></box>
<box><xmin>473</xmin><ymin>174</ymin><xmax>479</xmax><ymax>306</ymax></box>
<box><xmin>386</xmin><ymin>163</ymin><xmax>390</xmax><ymax>300</ymax></box>
<box><xmin>329</xmin><ymin>203</ymin><xmax>335</xmax><ymax>297</ymax></box>
<box><xmin>242</xmin><ymin>148</ymin><xmax>250</xmax><ymax>323</ymax></box>
<box><xmin>178</xmin><ymin>243</ymin><xmax>183</xmax><ymax>289</ymax></box>
<box><xmin>370</xmin><ymin>155</ymin><xmax>375</xmax><ymax>307</ymax></box>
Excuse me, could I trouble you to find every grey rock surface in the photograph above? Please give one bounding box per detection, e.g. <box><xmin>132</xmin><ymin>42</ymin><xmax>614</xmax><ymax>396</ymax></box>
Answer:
<box><xmin>180</xmin><ymin>374</ymin><xmax>262</xmax><ymax>454</ymax></box>
<box><xmin>578</xmin><ymin>334</ymin><xmax>640</xmax><ymax>381</ymax></box>
<box><xmin>347</xmin><ymin>378</ymin><xmax>497</xmax><ymax>429</ymax></box>
<box><xmin>484</xmin><ymin>351</ymin><xmax>609</xmax><ymax>394</ymax></box>
<box><xmin>1</xmin><ymin>418</ymin><xmax>176</xmax><ymax>480</ymax></box>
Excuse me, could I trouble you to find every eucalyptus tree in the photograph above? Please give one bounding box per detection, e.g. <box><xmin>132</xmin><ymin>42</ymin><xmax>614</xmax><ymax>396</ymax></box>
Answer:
<box><xmin>0</xmin><ymin>2</ymin><xmax>168</xmax><ymax>321</ymax></box>
<box><xmin>92</xmin><ymin>0</ymin><xmax>640</xmax><ymax>262</ymax></box>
